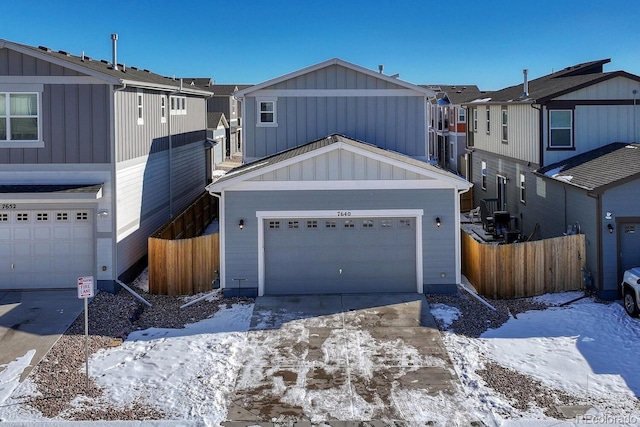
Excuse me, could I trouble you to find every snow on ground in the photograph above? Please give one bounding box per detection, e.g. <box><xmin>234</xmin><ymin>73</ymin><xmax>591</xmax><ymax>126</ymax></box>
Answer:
<box><xmin>0</xmin><ymin>350</ymin><xmax>35</xmax><ymax>407</ymax></box>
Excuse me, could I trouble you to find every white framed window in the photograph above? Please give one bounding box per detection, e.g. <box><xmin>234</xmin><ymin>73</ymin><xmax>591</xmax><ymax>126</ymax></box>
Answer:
<box><xmin>549</xmin><ymin>110</ymin><xmax>573</xmax><ymax>148</ymax></box>
<box><xmin>501</xmin><ymin>107</ymin><xmax>508</xmax><ymax>143</ymax></box>
<box><xmin>0</xmin><ymin>92</ymin><xmax>42</xmax><ymax>147</ymax></box>
<box><xmin>170</xmin><ymin>96</ymin><xmax>187</xmax><ymax>115</ymax></box>
<box><xmin>486</xmin><ymin>107</ymin><xmax>490</xmax><ymax>134</ymax></box>
<box><xmin>472</xmin><ymin>108</ymin><xmax>478</xmax><ymax>132</ymax></box>
<box><xmin>160</xmin><ymin>96</ymin><xmax>167</xmax><ymax>124</ymax></box>
<box><xmin>256</xmin><ymin>97</ymin><xmax>277</xmax><ymax>127</ymax></box>
<box><xmin>458</xmin><ymin>108</ymin><xmax>465</xmax><ymax>123</ymax></box>
<box><xmin>519</xmin><ymin>173</ymin><xmax>526</xmax><ymax>204</ymax></box>
<box><xmin>136</xmin><ymin>90</ymin><xmax>144</xmax><ymax>125</ymax></box>
<box><xmin>481</xmin><ymin>160</ymin><xmax>487</xmax><ymax>190</ymax></box>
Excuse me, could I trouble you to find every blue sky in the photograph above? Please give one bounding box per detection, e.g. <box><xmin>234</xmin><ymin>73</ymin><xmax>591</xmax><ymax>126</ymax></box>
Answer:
<box><xmin>3</xmin><ymin>0</ymin><xmax>640</xmax><ymax>90</ymax></box>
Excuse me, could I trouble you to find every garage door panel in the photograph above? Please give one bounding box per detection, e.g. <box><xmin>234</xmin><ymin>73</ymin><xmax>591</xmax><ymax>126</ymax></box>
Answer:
<box><xmin>54</xmin><ymin>227</ymin><xmax>72</xmax><ymax>240</ymax></box>
<box><xmin>35</xmin><ymin>242</ymin><xmax>52</xmax><ymax>256</ymax></box>
<box><xmin>265</xmin><ymin>217</ymin><xmax>416</xmax><ymax>295</ymax></box>
<box><xmin>34</xmin><ymin>227</ymin><xmax>52</xmax><ymax>239</ymax></box>
<box><xmin>14</xmin><ymin>228</ymin><xmax>31</xmax><ymax>240</ymax></box>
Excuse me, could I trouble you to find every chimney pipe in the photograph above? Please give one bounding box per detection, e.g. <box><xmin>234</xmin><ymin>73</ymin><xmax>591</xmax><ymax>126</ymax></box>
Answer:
<box><xmin>522</xmin><ymin>69</ymin><xmax>529</xmax><ymax>98</ymax></box>
<box><xmin>378</xmin><ymin>64</ymin><xmax>384</xmax><ymax>74</ymax></box>
<box><xmin>111</xmin><ymin>34</ymin><xmax>118</xmax><ymax>71</ymax></box>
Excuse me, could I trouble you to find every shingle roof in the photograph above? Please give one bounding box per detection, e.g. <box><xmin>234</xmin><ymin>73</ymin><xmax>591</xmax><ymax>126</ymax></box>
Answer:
<box><xmin>207</xmin><ymin>134</ymin><xmax>469</xmax><ymax>189</ymax></box>
<box><xmin>538</xmin><ymin>143</ymin><xmax>640</xmax><ymax>192</ymax></box>
<box><xmin>206</xmin><ymin>112</ymin><xmax>228</xmax><ymax>129</ymax></box>
<box><xmin>183</xmin><ymin>78</ymin><xmax>214</xmax><ymax>87</ymax></box>
<box><xmin>209</xmin><ymin>84</ymin><xmax>253</xmax><ymax>96</ymax></box>
<box><xmin>2</xmin><ymin>40</ymin><xmax>213</xmax><ymax>96</ymax></box>
<box><xmin>420</xmin><ymin>85</ymin><xmax>484</xmax><ymax>104</ymax></box>
<box><xmin>0</xmin><ymin>184</ymin><xmax>103</xmax><ymax>194</ymax></box>
<box><xmin>465</xmin><ymin>59</ymin><xmax>640</xmax><ymax>104</ymax></box>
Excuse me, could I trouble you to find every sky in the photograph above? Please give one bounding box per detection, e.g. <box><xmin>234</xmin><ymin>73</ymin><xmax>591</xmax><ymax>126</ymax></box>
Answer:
<box><xmin>3</xmin><ymin>0</ymin><xmax>640</xmax><ymax>90</ymax></box>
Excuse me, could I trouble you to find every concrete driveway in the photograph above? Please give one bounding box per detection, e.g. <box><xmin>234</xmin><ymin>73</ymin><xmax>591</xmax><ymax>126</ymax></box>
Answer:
<box><xmin>225</xmin><ymin>294</ymin><xmax>469</xmax><ymax>425</ymax></box>
<box><xmin>0</xmin><ymin>290</ymin><xmax>84</xmax><ymax>381</ymax></box>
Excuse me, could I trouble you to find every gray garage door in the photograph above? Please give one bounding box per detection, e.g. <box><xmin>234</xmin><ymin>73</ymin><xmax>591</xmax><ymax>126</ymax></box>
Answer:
<box><xmin>264</xmin><ymin>217</ymin><xmax>416</xmax><ymax>294</ymax></box>
<box><xmin>620</xmin><ymin>223</ymin><xmax>640</xmax><ymax>276</ymax></box>
<box><xmin>0</xmin><ymin>209</ymin><xmax>94</xmax><ymax>289</ymax></box>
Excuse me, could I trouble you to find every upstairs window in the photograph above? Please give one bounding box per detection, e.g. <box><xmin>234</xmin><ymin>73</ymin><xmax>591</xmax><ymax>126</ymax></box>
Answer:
<box><xmin>257</xmin><ymin>97</ymin><xmax>277</xmax><ymax>127</ymax></box>
<box><xmin>161</xmin><ymin>96</ymin><xmax>167</xmax><ymax>124</ymax></box>
<box><xmin>549</xmin><ymin>110</ymin><xmax>573</xmax><ymax>148</ymax></box>
<box><xmin>0</xmin><ymin>92</ymin><xmax>41</xmax><ymax>145</ymax></box>
<box><xmin>481</xmin><ymin>160</ymin><xmax>487</xmax><ymax>190</ymax></box>
<box><xmin>458</xmin><ymin>108</ymin><xmax>465</xmax><ymax>123</ymax></box>
<box><xmin>472</xmin><ymin>108</ymin><xmax>478</xmax><ymax>132</ymax></box>
<box><xmin>486</xmin><ymin>107</ymin><xmax>490</xmax><ymax>134</ymax></box>
<box><xmin>501</xmin><ymin>107</ymin><xmax>508</xmax><ymax>143</ymax></box>
<box><xmin>136</xmin><ymin>91</ymin><xmax>144</xmax><ymax>125</ymax></box>
<box><xmin>519</xmin><ymin>173</ymin><xmax>526</xmax><ymax>204</ymax></box>
<box><xmin>170</xmin><ymin>96</ymin><xmax>186</xmax><ymax>115</ymax></box>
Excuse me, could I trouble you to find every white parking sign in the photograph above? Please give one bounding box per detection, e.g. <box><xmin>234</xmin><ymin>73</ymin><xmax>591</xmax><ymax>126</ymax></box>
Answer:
<box><xmin>77</xmin><ymin>276</ymin><xmax>94</xmax><ymax>299</ymax></box>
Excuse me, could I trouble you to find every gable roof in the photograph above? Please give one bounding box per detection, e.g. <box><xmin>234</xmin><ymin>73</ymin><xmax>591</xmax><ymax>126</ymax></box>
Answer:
<box><xmin>210</xmin><ymin>84</ymin><xmax>253</xmax><ymax>96</ymax></box>
<box><xmin>206</xmin><ymin>134</ymin><xmax>471</xmax><ymax>192</ymax></box>
<box><xmin>465</xmin><ymin>59</ymin><xmax>640</xmax><ymax>104</ymax></box>
<box><xmin>0</xmin><ymin>39</ymin><xmax>213</xmax><ymax>96</ymax></box>
<box><xmin>421</xmin><ymin>85</ymin><xmax>483</xmax><ymax>105</ymax></box>
<box><xmin>235</xmin><ymin>58</ymin><xmax>435</xmax><ymax>98</ymax></box>
<box><xmin>184</xmin><ymin>77</ymin><xmax>214</xmax><ymax>87</ymax></box>
<box><xmin>537</xmin><ymin>143</ymin><xmax>640</xmax><ymax>193</ymax></box>
<box><xmin>206</xmin><ymin>112</ymin><xmax>228</xmax><ymax>129</ymax></box>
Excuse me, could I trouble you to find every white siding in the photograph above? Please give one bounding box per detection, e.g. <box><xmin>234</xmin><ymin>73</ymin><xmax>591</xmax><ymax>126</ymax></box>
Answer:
<box><xmin>555</xmin><ymin>76</ymin><xmax>640</xmax><ymax>100</ymax></box>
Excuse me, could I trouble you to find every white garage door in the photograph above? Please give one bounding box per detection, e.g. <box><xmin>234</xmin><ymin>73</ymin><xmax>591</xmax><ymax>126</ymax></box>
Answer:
<box><xmin>264</xmin><ymin>217</ymin><xmax>417</xmax><ymax>295</ymax></box>
<box><xmin>0</xmin><ymin>209</ymin><xmax>94</xmax><ymax>289</ymax></box>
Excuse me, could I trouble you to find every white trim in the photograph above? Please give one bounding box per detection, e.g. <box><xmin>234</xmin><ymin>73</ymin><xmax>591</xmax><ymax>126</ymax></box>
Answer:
<box><xmin>255</xmin><ymin>209</ymin><xmax>424</xmax><ymax>296</ymax></box>
<box><xmin>0</xmin><ymin>83</ymin><xmax>44</xmax><ymax>92</ymax></box>
<box><xmin>0</xmin><ymin>76</ymin><xmax>106</xmax><ymax>85</ymax></box>
<box><xmin>136</xmin><ymin>90</ymin><xmax>144</xmax><ymax>125</ymax></box>
<box><xmin>160</xmin><ymin>96</ymin><xmax>167</xmax><ymax>124</ymax></box>
<box><xmin>256</xmin><ymin>96</ymin><xmax>277</xmax><ymax>127</ymax></box>
<box><xmin>250</xmin><ymin>89</ymin><xmax>426</xmax><ymax>97</ymax></box>
<box><xmin>232</xmin><ymin>180</ymin><xmax>454</xmax><ymax>191</ymax></box>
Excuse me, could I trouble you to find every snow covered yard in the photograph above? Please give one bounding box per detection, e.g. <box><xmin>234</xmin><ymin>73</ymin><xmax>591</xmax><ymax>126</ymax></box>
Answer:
<box><xmin>429</xmin><ymin>292</ymin><xmax>640</xmax><ymax>425</ymax></box>
<box><xmin>1</xmin><ymin>284</ymin><xmax>639</xmax><ymax>426</ymax></box>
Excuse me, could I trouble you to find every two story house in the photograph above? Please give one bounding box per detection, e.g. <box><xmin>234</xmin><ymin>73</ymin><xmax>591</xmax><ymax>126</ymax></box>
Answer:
<box><xmin>424</xmin><ymin>85</ymin><xmax>482</xmax><ymax>175</ymax></box>
<box><xmin>464</xmin><ymin>59</ymin><xmax>640</xmax><ymax>298</ymax></box>
<box><xmin>0</xmin><ymin>37</ymin><xmax>212</xmax><ymax>292</ymax></box>
<box><xmin>206</xmin><ymin>58</ymin><xmax>471</xmax><ymax>297</ymax></box>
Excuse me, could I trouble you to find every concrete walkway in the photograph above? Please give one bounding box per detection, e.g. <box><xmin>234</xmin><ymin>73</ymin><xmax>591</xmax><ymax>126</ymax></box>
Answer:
<box><xmin>224</xmin><ymin>294</ymin><xmax>462</xmax><ymax>426</ymax></box>
<box><xmin>0</xmin><ymin>289</ymin><xmax>84</xmax><ymax>381</ymax></box>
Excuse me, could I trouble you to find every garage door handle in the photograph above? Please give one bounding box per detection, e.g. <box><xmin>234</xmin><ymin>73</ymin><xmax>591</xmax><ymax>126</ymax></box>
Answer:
<box><xmin>11</xmin><ymin>263</ymin><xmax>14</xmax><ymax>269</ymax></box>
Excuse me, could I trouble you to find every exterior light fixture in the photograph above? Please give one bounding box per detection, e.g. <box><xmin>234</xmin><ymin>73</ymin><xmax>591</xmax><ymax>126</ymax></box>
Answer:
<box><xmin>239</xmin><ymin>219</ymin><xmax>244</xmax><ymax>230</ymax></box>
<box><xmin>97</xmin><ymin>209</ymin><xmax>109</xmax><ymax>219</ymax></box>
<box><xmin>607</xmin><ymin>223</ymin><xmax>614</xmax><ymax>234</ymax></box>
<box><xmin>436</xmin><ymin>217</ymin><xmax>441</xmax><ymax>227</ymax></box>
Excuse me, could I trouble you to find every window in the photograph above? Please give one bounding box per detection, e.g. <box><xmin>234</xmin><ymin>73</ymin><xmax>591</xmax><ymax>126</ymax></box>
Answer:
<box><xmin>0</xmin><ymin>92</ymin><xmax>41</xmax><ymax>145</ymax></box>
<box><xmin>37</xmin><ymin>212</ymin><xmax>48</xmax><ymax>221</ymax></box>
<box><xmin>381</xmin><ymin>219</ymin><xmax>393</xmax><ymax>228</ymax></box>
<box><xmin>288</xmin><ymin>220</ymin><xmax>299</xmax><ymax>229</ymax></box>
<box><xmin>458</xmin><ymin>108</ymin><xmax>465</xmax><ymax>123</ymax></box>
<box><xmin>0</xmin><ymin>213</ymin><xmax>7</xmax><ymax>221</ymax></box>
<box><xmin>136</xmin><ymin>91</ymin><xmax>144</xmax><ymax>125</ymax></box>
<box><xmin>486</xmin><ymin>107</ymin><xmax>490</xmax><ymax>134</ymax></box>
<box><xmin>362</xmin><ymin>219</ymin><xmax>374</xmax><ymax>228</ymax></box>
<box><xmin>306</xmin><ymin>220</ymin><xmax>317</xmax><ymax>228</ymax></box>
<box><xmin>170</xmin><ymin>96</ymin><xmax>186</xmax><ymax>115</ymax></box>
<box><xmin>268</xmin><ymin>220</ymin><xmax>280</xmax><ymax>229</ymax></box>
<box><xmin>16</xmin><ymin>213</ymin><xmax>29</xmax><ymax>222</ymax></box>
<box><xmin>76</xmin><ymin>211</ymin><xmax>89</xmax><ymax>221</ymax></box>
<box><xmin>325</xmin><ymin>220</ymin><xmax>336</xmax><ymax>228</ymax></box>
<box><xmin>344</xmin><ymin>220</ymin><xmax>355</xmax><ymax>228</ymax></box>
<box><xmin>472</xmin><ymin>108</ymin><xmax>478</xmax><ymax>132</ymax></box>
<box><xmin>519</xmin><ymin>173</ymin><xmax>526</xmax><ymax>204</ymax></box>
<box><xmin>501</xmin><ymin>107</ymin><xmax>508</xmax><ymax>143</ymax></box>
<box><xmin>625</xmin><ymin>225</ymin><xmax>636</xmax><ymax>234</ymax></box>
<box><xmin>161</xmin><ymin>96</ymin><xmax>167</xmax><ymax>124</ymax></box>
<box><xmin>481</xmin><ymin>160</ymin><xmax>487</xmax><ymax>190</ymax></box>
<box><xmin>399</xmin><ymin>219</ymin><xmax>412</xmax><ymax>228</ymax></box>
<box><xmin>56</xmin><ymin>212</ymin><xmax>69</xmax><ymax>221</ymax></box>
<box><xmin>549</xmin><ymin>110</ymin><xmax>573</xmax><ymax>148</ymax></box>
<box><xmin>257</xmin><ymin>97</ymin><xmax>277</xmax><ymax>127</ymax></box>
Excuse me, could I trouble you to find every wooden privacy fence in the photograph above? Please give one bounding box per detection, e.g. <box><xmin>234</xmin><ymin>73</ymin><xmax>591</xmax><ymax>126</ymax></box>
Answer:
<box><xmin>148</xmin><ymin>192</ymin><xmax>220</xmax><ymax>295</ymax></box>
<box><xmin>461</xmin><ymin>232</ymin><xmax>586</xmax><ymax>299</ymax></box>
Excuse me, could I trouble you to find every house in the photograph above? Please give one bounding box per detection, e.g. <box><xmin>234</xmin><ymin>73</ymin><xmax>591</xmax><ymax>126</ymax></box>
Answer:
<box><xmin>0</xmin><ymin>36</ymin><xmax>213</xmax><ymax>292</ymax></box>
<box><xmin>424</xmin><ymin>85</ymin><xmax>482</xmax><ymax>175</ymax></box>
<box><xmin>205</xmin><ymin>112</ymin><xmax>229</xmax><ymax>181</ymax></box>
<box><xmin>463</xmin><ymin>59</ymin><xmax>640</xmax><ymax>298</ymax></box>
<box><xmin>537</xmin><ymin>143</ymin><xmax>640</xmax><ymax>299</ymax></box>
<box><xmin>207</xmin><ymin>59</ymin><xmax>472</xmax><ymax>297</ymax></box>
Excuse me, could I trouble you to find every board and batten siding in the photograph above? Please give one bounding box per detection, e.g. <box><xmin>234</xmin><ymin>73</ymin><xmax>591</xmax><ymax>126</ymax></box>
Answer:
<box><xmin>554</xmin><ymin>76</ymin><xmax>640</xmax><ymax>101</ymax></box>
<box><xmin>223</xmin><ymin>189</ymin><xmax>458</xmax><ymax>294</ymax></box>
<box><xmin>470</xmin><ymin>104</ymin><xmax>539</xmax><ymax>164</ymax></box>
<box><xmin>248</xmin><ymin>148</ymin><xmax>429</xmax><ymax>182</ymax></box>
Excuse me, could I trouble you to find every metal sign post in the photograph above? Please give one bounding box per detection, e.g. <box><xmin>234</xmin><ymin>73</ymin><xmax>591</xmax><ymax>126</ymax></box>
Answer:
<box><xmin>77</xmin><ymin>276</ymin><xmax>94</xmax><ymax>394</ymax></box>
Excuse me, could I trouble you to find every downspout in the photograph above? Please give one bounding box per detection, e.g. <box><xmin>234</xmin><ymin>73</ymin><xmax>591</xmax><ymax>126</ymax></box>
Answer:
<box><xmin>530</xmin><ymin>103</ymin><xmax>543</xmax><ymax>167</ymax></box>
<box><xmin>208</xmin><ymin>191</ymin><xmax>224</xmax><ymax>291</ymax></box>
<box><xmin>112</xmin><ymin>81</ymin><xmax>127</xmax><ymax>287</ymax></box>
<box><xmin>168</xmin><ymin>92</ymin><xmax>173</xmax><ymax>217</ymax></box>
<box><xmin>595</xmin><ymin>193</ymin><xmax>603</xmax><ymax>296</ymax></box>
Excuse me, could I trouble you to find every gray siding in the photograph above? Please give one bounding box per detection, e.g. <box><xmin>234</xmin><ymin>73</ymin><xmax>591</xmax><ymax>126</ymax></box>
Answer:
<box><xmin>223</xmin><ymin>189</ymin><xmax>458</xmax><ymax>293</ymax></box>
<box><xmin>266</xmin><ymin>65</ymin><xmax>407</xmax><ymax>90</ymax></box>
<box><xmin>244</xmin><ymin>95</ymin><xmax>426</xmax><ymax>160</ymax></box>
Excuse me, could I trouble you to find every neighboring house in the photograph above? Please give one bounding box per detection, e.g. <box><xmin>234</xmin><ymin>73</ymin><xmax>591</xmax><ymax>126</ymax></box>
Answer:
<box><xmin>537</xmin><ymin>143</ymin><xmax>640</xmax><ymax>299</ymax></box>
<box><xmin>463</xmin><ymin>59</ymin><xmax>640</xmax><ymax>299</ymax></box>
<box><xmin>208</xmin><ymin>59</ymin><xmax>472</xmax><ymax>297</ymax></box>
<box><xmin>205</xmin><ymin>84</ymin><xmax>251</xmax><ymax>159</ymax></box>
<box><xmin>205</xmin><ymin>112</ymin><xmax>229</xmax><ymax>181</ymax></box>
<box><xmin>0</xmin><ymin>37</ymin><xmax>212</xmax><ymax>292</ymax></box>
<box><xmin>423</xmin><ymin>85</ymin><xmax>482</xmax><ymax>176</ymax></box>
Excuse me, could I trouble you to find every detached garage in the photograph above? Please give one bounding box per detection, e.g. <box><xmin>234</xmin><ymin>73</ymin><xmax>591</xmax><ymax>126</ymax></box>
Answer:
<box><xmin>207</xmin><ymin>134</ymin><xmax>471</xmax><ymax>297</ymax></box>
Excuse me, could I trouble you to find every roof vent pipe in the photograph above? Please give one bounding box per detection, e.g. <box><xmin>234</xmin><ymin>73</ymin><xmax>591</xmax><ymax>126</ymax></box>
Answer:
<box><xmin>111</xmin><ymin>34</ymin><xmax>118</xmax><ymax>71</ymax></box>
<box><xmin>522</xmin><ymin>68</ymin><xmax>529</xmax><ymax>98</ymax></box>
<box><xmin>378</xmin><ymin>64</ymin><xmax>384</xmax><ymax>74</ymax></box>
